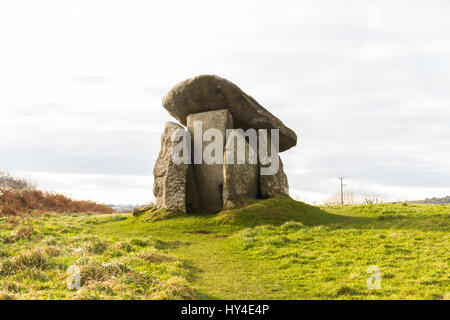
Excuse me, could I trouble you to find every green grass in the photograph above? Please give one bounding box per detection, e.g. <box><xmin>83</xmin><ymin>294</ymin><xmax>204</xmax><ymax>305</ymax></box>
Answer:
<box><xmin>1</xmin><ymin>195</ymin><xmax>449</xmax><ymax>300</ymax></box>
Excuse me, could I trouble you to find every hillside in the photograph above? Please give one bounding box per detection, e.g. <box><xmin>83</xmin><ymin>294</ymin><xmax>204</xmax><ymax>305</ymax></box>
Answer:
<box><xmin>0</xmin><ymin>189</ymin><xmax>114</xmax><ymax>216</ymax></box>
<box><xmin>0</xmin><ymin>171</ymin><xmax>114</xmax><ymax>216</ymax></box>
<box><xmin>0</xmin><ymin>195</ymin><xmax>449</xmax><ymax>300</ymax></box>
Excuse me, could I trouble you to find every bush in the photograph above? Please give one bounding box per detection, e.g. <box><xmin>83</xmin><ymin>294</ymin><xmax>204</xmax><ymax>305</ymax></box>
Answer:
<box><xmin>0</xmin><ymin>171</ymin><xmax>114</xmax><ymax>216</ymax></box>
<box><xmin>0</xmin><ymin>189</ymin><xmax>114</xmax><ymax>216</ymax></box>
<box><xmin>0</xmin><ymin>171</ymin><xmax>35</xmax><ymax>192</ymax></box>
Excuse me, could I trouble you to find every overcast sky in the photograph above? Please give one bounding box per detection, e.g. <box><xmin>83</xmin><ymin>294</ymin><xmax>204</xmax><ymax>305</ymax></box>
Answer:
<box><xmin>1</xmin><ymin>0</ymin><xmax>449</xmax><ymax>205</ymax></box>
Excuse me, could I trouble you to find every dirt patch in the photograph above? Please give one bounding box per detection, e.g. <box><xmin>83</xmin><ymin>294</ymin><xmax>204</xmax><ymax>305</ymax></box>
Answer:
<box><xmin>212</xmin><ymin>235</ymin><xmax>229</xmax><ymax>239</ymax></box>
<box><xmin>188</xmin><ymin>230</ymin><xmax>212</xmax><ymax>234</ymax></box>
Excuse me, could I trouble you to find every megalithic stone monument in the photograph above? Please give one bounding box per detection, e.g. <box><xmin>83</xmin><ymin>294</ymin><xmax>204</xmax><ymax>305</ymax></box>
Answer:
<box><xmin>153</xmin><ymin>75</ymin><xmax>298</xmax><ymax>213</ymax></box>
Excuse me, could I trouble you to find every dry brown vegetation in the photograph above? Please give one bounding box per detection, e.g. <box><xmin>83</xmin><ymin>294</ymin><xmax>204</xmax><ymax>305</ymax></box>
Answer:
<box><xmin>0</xmin><ymin>171</ymin><xmax>113</xmax><ymax>216</ymax></box>
<box><xmin>0</xmin><ymin>189</ymin><xmax>114</xmax><ymax>216</ymax></box>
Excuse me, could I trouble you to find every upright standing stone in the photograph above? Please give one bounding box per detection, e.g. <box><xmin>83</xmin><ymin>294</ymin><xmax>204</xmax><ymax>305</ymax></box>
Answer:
<box><xmin>187</xmin><ymin>109</ymin><xmax>233</xmax><ymax>212</ymax></box>
<box><xmin>223</xmin><ymin>129</ymin><xmax>259</xmax><ymax>209</ymax></box>
<box><xmin>185</xmin><ymin>165</ymin><xmax>199</xmax><ymax>212</ymax></box>
<box><xmin>153</xmin><ymin>121</ymin><xmax>194</xmax><ymax>212</ymax></box>
<box><xmin>260</xmin><ymin>156</ymin><xmax>289</xmax><ymax>197</ymax></box>
<box><xmin>258</xmin><ymin>131</ymin><xmax>289</xmax><ymax>197</ymax></box>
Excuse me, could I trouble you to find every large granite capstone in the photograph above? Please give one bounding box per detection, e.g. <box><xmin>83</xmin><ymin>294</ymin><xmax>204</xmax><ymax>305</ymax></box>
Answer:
<box><xmin>162</xmin><ymin>75</ymin><xmax>297</xmax><ymax>152</ymax></box>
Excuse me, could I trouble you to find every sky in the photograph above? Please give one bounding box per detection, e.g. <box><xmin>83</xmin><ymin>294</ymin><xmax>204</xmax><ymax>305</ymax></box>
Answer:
<box><xmin>1</xmin><ymin>0</ymin><xmax>449</xmax><ymax>205</ymax></box>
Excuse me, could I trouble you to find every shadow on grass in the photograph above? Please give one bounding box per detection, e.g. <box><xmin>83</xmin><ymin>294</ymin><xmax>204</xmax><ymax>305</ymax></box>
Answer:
<box><xmin>154</xmin><ymin>239</ymin><xmax>193</xmax><ymax>250</ymax></box>
<box><xmin>181</xmin><ymin>260</ymin><xmax>221</xmax><ymax>300</ymax></box>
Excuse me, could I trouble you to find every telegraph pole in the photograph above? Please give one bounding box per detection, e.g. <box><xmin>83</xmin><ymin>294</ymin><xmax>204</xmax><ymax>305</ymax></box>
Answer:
<box><xmin>339</xmin><ymin>177</ymin><xmax>347</xmax><ymax>205</ymax></box>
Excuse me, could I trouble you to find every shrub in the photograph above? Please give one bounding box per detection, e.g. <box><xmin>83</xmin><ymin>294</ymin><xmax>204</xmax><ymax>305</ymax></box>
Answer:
<box><xmin>0</xmin><ymin>171</ymin><xmax>35</xmax><ymax>192</ymax></box>
<box><xmin>0</xmin><ymin>171</ymin><xmax>114</xmax><ymax>216</ymax></box>
<box><xmin>0</xmin><ymin>189</ymin><xmax>114</xmax><ymax>216</ymax></box>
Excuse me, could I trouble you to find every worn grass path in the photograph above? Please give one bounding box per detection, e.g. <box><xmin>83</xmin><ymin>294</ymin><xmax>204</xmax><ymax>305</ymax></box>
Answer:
<box><xmin>92</xmin><ymin>215</ymin><xmax>279</xmax><ymax>299</ymax></box>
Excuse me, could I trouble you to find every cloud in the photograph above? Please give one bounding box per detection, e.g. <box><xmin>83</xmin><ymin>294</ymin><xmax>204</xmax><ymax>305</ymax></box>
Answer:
<box><xmin>68</xmin><ymin>74</ymin><xmax>111</xmax><ymax>85</ymax></box>
<box><xmin>13</xmin><ymin>171</ymin><xmax>153</xmax><ymax>205</ymax></box>
<box><xmin>0</xmin><ymin>0</ymin><xmax>449</xmax><ymax>204</ymax></box>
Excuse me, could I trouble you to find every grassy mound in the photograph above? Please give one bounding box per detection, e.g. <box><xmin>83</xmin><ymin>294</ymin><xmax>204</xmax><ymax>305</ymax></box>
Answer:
<box><xmin>133</xmin><ymin>194</ymin><xmax>345</xmax><ymax>228</ymax></box>
<box><xmin>135</xmin><ymin>207</ymin><xmax>185</xmax><ymax>222</ymax></box>
<box><xmin>215</xmin><ymin>194</ymin><xmax>346</xmax><ymax>227</ymax></box>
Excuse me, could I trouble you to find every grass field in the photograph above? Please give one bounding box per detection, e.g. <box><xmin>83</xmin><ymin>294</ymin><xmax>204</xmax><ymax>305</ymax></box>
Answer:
<box><xmin>0</xmin><ymin>195</ymin><xmax>449</xmax><ymax>300</ymax></box>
